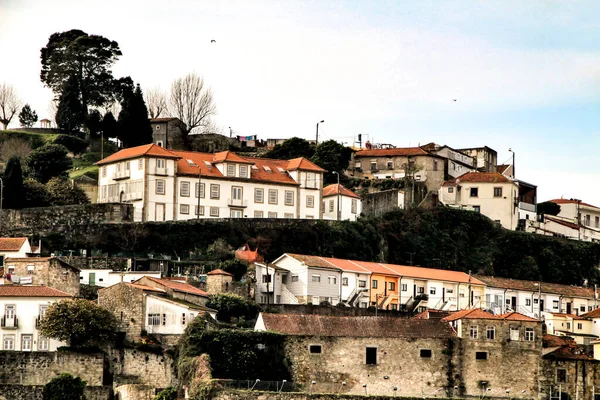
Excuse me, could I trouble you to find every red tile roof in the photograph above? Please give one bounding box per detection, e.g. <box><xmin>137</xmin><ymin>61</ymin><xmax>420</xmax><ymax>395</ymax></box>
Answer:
<box><xmin>544</xmin><ymin>215</ymin><xmax>580</xmax><ymax>231</ymax></box>
<box><xmin>243</xmin><ymin>157</ymin><xmax>299</xmax><ymax>185</ymax></box>
<box><xmin>207</xmin><ymin>269</ymin><xmax>233</xmax><ymax>276</ymax></box>
<box><xmin>0</xmin><ymin>285</ymin><xmax>72</xmax><ymax>297</ymax></box>
<box><xmin>96</xmin><ymin>144</ymin><xmax>180</xmax><ymax>165</ymax></box>
<box><xmin>286</xmin><ymin>157</ymin><xmax>326</xmax><ymax>172</ymax></box>
<box><xmin>445</xmin><ymin>172</ymin><xmax>513</xmax><ymax>185</ymax></box>
<box><xmin>259</xmin><ymin>313</ymin><xmax>456</xmax><ymax>338</ymax></box>
<box><xmin>0</xmin><ymin>238</ymin><xmax>27</xmax><ymax>252</ymax></box>
<box><xmin>354</xmin><ymin>147</ymin><xmax>429</xmax><ymax>158</ymax></box>
<box><xmin>498</xmin><ymin>312</ymin><xmax>538</xmax><ymax>321</ymax></box>
<box><xmin>384</xmin><ymin>264</ymin><xmax>484</xmax><ymax>285</ymax></box>
<box><xmin>474</xmin><ymin>275</ymin><xmax>596</xmax><ymax>299</ymax></box>
<box><xmin>582</xmin><ymin>308</ymin><xmax>600</xmax><ymax>319</ymax></box>
<box><xmin>141</xmin><ymin>276</ymin><xmax>209</xmax><ymax>297</ymax></box>
<box><xmin>124</xmin><ymin>283</ymin><xmax>165</xmax><ymax>293</ymax></box>
<box><xmin>213</xmin><ymin>150</ymin><xmax>254</xmax><ymax>164</ymax></box>
<box><xmin>442</xmin><ymin>309</ymin><xmax>500</xmax><ymax>321</ymax></box>
<box><xmin>323</xmin><ymin>184</ymin><xmax>361</xmax><ymax>199</ymax></box>
<box><xmin>548</xmin><ymin>312</ymin><xmax>586</xmax><ymax>320</ymax></box>
<box><xmin>549</xmin><ymin>199</ymin><xmax>600</xmax><ymax>210</ymax></box>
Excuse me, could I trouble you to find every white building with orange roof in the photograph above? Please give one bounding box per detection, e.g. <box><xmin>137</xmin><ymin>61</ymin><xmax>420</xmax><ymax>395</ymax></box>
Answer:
<box><xmin>526</xmin><ymin>198</ymin><xmax>600</xmax><ymax>242</ymax></box>
<box><xmin>322</xmin><ymin>183</ymin><xmax>362</xmax><ymax>221</ymax></box>
<box><xmin>0</xmin><ymin>237</ymin><xmax>38</xmax><ymax>264</ymax></box>
<box><xmin>96</xmin><ymin>143</ymin><xmax>325</xmax><ymax>222</ymax></box>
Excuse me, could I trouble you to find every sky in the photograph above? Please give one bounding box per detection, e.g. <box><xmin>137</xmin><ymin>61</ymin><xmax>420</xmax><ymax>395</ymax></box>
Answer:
<box><xmin>1</xmin><ymin>0</ymin><xmax>599</xmax><ymax>203</ymax></box>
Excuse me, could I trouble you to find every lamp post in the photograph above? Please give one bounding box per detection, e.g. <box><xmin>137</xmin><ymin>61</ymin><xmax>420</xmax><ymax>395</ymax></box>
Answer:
<box><xmin>508</xmin><ymin>148</ymin><xmax>515</xmax><ymax>179</ymax></box>
<box><xmin>332</xmin><ymin>171</ymin><xmax>340</xmax><ymax>221</ymax></box>
<box><xmin>316</xmin><ymin>120</ymin><xmax>325</xmax><ymax>145</ymax></box>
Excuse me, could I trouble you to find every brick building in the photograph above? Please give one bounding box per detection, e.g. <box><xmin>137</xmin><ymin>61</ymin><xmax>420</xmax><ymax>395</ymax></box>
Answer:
<box><xmin>3</xmin><ymin>257</ymin><xmax>80</xmax><ymax>296</ymax></box>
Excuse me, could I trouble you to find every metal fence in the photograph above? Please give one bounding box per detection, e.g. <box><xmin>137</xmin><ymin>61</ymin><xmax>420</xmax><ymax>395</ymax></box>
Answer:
<box><xmin>215</xmin><ymin>380</ymin><xmax>300</xmax><ymax>393</ymax></box>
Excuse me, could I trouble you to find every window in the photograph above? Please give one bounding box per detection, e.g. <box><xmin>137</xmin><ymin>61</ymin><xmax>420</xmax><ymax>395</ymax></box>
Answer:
<box><xmin>417</xmin><ymin>286</ymin><xmax>425</xmax><ymax>294</ymax></box>
<box><xmin>138</xmin><ymin>159</ymin><xmax>143</xmax><ymax>170</ymax></box>
<box><xmin>433</xmin><ymin>160</ymin><xmax>438</xmax><ymax>171</ymax></box>
<box><xmin>342</xmin><ymin>277</ymin><xmax>349</xmax><ymax>286</ymax></box>
<box><xmin>157</xmin><ymin>159</ymin><xmax>165</xmax><ymax>168</ymax></box>
<box><xmin>475</xmin><ymin>351</ymin><xmax>488</xmax><ymax>360</ymax></box>
<box><xmin>510</xmin><ymin>327</ymin><xmax>520</xmax><ymax>341</ymax></box>
<box><xmin>268</xmin><ymin>212</ymin><xmax>277</xmax><ymax>218</ymax></box>
<box><xmin>285</xmin><ymin>191</ymin><xmax>294</xmax><ymax>206</ymax></box>
<box><xmin>430</xmin><ymin>288</ymin><xmax>436</xmax><ymax>295</ymax></box>
<box><xmin>210</xmin><ymin>207</ymin><xmax>219</xmax><ymax>217</ymax></box>
<box><xmin>525</xmin><ymin>328</ymin><xmax>535</xmax><ymax>341</ymax></box>
<box><xmin>386</xmin><ymin>160</ymin><xmax>393</xmax><ymax>170</ymax></box>
<box><xmin>596</xmin><ymin>216</ymin><xmax>600</xmax><ymax>228</ymax></box>
<box><xmin>581</xmin><ymin>305</ymin><xmax>586</xmax><ymax>312</ymax></box>
<box><xmin>181</xmin><ymin>313</ymin><xmax>186</xmax><ymax>325</ymax></box>
<box><xmin>255</xmin><ymin>188</ymin><xmax>264</xmax><ymax>203</ymax></box>
<box><xmin>486</xmin><ymin>326</ymin><xmax>495</xmax><ymax>340</ymax></box>
<box><xmin>470</xmin><ymin>326</ymin><xmax>478</xmax><ymax>339</ymax></box>
<box><xmin>556</xmin><ymin>368</ymin><xmax>567</xmax><ymax>383</ymax></box>
<box><xmin>312</xmin><ymin>275</ymin><xmax>321</xmax><ymax>283</ymax></box>
<box><xmin>162</xmin><ymin>314</ymin><xmax>166</xmax><ymax>325</ymax></box>
<box><xmin>526</xmin><ymin>298</ymin><xmax>531</xmax><ymax>306</ymax></box>
<box><xmin>292</xmin><ymin>275</ymin><xmax>299</xmax><ymax>282</ymax></box>
<box><xmin>372</xmin><ymin>280</ymin><xmax>378</xmax><ymax>289</ymax></box>
<box><xmin>231</xmin><ymin>209</ymin><xmax>243</xmax><ymax>218</ymax></box>
<box><xmin>27</xmin><ymin>265</ymin><xmax>34</xmax><ymax>275</ymax></box>
<box><xmin>553</xmin><ymin>300</ymin><xmax>559</xmax><ymax>309</ymax></box>
<box><xmin>328</xmin><ymin>276</ymin><xmax>337</xmax><ymax>285</ymax></box>
<box><xmin>360</xmin><ymin>302</ymin><xmax>368</xmax><ymax>308</ymax></box>
<box><xmin>195</xmin><ymin>183</ymin><xmax>205</xmax><ymax>198</ymax></box>
<box><xmin>180</xmin><ymin>204</ymin><xmax>190</xmax><ymax>215</ymax></box>
<box><xmin>269</xmin><ymin>189</ymin><xmax>278</xmax><ymax>204</ymax></box>
<box><xmin>281</xmin><ymin>275</ymin><xmax>288</xmax><ymax>284</ymax></box>
<box><xmin>195</xmin><ymin>206</ymin><xmax>205</xmax><ymax>216</ymax></box>
<box><xmin>210</xmin><ymin>184</ymin><xmax>220</xmax><ymax>199</ymax></box>
<box><xmin>448</xmin><ymin>187</ymin><xmax>454</xmax><ymax>193</ymax></box>
<box><xmin>473</xmin><ymin>205</ymin><xmax>480</xmax><ymax>213</ymax></box>
<box><xmin>309</xmin><ymin>345</ymin><xmax>322</xmax><ymax>354</ymax></box>
<box><xmin>232</xmin><ymin>186</ymin><xmax>243</xmax><ymax>200</ymax></box>
<box><xmin>578</xmin><ymin>323</ymin><xmax>583</xmax><ymax>330</ymax></box>
<box><xmin>420</xmin><ymin>349</ymin><xmax>432</xmax><ymax>358</ymax></box>
<box><xmin>329</xmin><ymin>200</ymin><xmax>334</xmax><ymax>212</ymax></box>
<box><xmin>388</xmin><ymin>282</ymin><xmax>395</xmax><ymax>291</ymax></box>
<box><xmin>358</xmin><ymin>280</ymin><xmax>367</xmax><ymax>288</ymax></box>
<box><xmin>493</xmin><ymin>187</ymin><xmax>502</xmax><ymax>197</ymax></box>
<box><xmin>254</xmin><ymin>210</ymin><xmax>264</xmax><ymax>218</ymax></box>
<box><xmin>284</xmin><ymin>213</ymin><xmax>294</xmax><ymax>218</ymax></box>
<box><xmin>102</xmin><ymin>167</ymin><xmax>107</xmax><ymax>177</ymax></box>
<box><xmin>3</xmin><ymin>335</ymin><xmax>14</xmax><ymax>350</ymax></box>
<box><xmin>156</xmin><ymin>180</ymin><xmax>165</xmax><ymax>195</ymax></box>
<box><xmin>351</xmin><ymin>199</ymin><xmax>358</xmax><ymax>214</ymax></box>
<box><xmin>148</xmin><ymin>314</ymin><xmax>160</xmax><ymax>326</ymax></box>
<box><xmin>470</xmin><ymin>187</ymin><xmax>478</xmax><ymax>197</ymax></box>
<box><xmin>307</xmin><ymin>196</ymin><xmax>314</xmax><ymax>208</ymax></box>
<box><xmin>401</xmin><ymin>284</ymin><xmax>407</xmax><ymax>291</ymax></box>
<box><xmin>38</xmin><ymin>336</ymin><xmax>49</xmax><ymax>351</ymax></box>
<box><xmin>239</xmin><ymin>165</ymin><xmax>248</xmax><ymax>178</ymax></box>
<box><xmin>39</xmin><ymin>305</ymin><xmax>47</xmax><ymax>319</ymax></box>
<box><xmin>262</xmin><ymin>274</ymin><xmax>272</xmax><ymax>283</ymax></box>
<box><xmin>366</xmin><ymin>347</ymin><xmax>377</xmax><ymax>365</ymax></box>
<box><xmin>370</xmin><ymin>161</ymin><xmax>377</xmax><ymax>171</ymax></box>
<box><xmin>227</xmin><ymin>164</ymin><xmax>235</xmax><ymax>176</ymax></box>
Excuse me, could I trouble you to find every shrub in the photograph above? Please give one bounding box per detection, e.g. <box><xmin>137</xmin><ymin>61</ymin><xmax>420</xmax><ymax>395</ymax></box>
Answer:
<box><xmin>42</xmin><ymin>373</ymin><xmax>86</xmax><ymax>400</ymax></box>
<box><xmin>54</xmin><ymin>134</ymin><xmax>88</xmax><ymax>155</ymax></box>
<box><xmin>206</xmin><ymin>293</ymin><xmax>259</xmax><ymax>322</ymax></box>
<box><xmin>154</xmin><ymin>387</ymin><xmax>177</xmax><ymax>400</ymax></box>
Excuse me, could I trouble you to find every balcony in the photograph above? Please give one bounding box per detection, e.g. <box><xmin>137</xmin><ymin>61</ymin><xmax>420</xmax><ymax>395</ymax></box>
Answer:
<box><xmin>519</xmin><ymin>202</ymin><xmax>536</xmax><ymax>213</ymax></box>
<box><xmin>1</xmin><ymin>317</ymin><xmax>18</xmax><ymax>329</ymax></box>
<box><xmin>228</xmin><ymin>198</ymin><xmax>248</xmax><ymax>208</ymax></box>
<box><xmin>113</xmin><ymin>170</ymin><xmax>130</xmax><ymax>180</ymax></box>
<box><xmin>35</xmin><ymin>316</ymin><xmax>43</xmax><ymax>329</ymax></box>
<box><xmin>154</xmin><ymin>167</ymin><xmax>168</xmax><ymax>176</ymax></box>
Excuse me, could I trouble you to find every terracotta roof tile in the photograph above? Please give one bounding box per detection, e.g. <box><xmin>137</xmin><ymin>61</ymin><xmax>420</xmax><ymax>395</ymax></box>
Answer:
<box><xmin>544</xmin><ymin>215</ymin><xmax>580</xmax><ymax>230</ymax></box>
<box><xmin>354</xmin><ymin>147</ymin><xmax>429</xmax><ymax>158</ymax></box>
<box><xmin>213</xmin><ymin>150</ymin><xmax>254</xmax><ymax>164</ymax></box>
<box><xmin>445</xmin><ymin>172</ymin><xmax>512</xmax><ymax>185</ymax></box>
<box><xmin>323</xmin><ymin>184</ymin><xmax>361</xmax><ymax>199</ymax></box>
<box><xmin>582</xmin><ymin>308</ymin><xmax>600</xmax><ymax>319</ymax></box>
<box><xmin>207</xmin><ymin>269</ymin><xmax>233</xmax><ymax>276</ymax></box>
<box><xmin>548</xmin><ymin>312</ymin><xmax>586</xmax><ymax>320</ymax></box>
<box><xmin>442</xmin><ymin>309</ymin><xmax>500</xmax><ymax>321</ymax></box>
<box><xmin>543</xmin><ymin>334</ymin><xmax>574</xmax><ymax>348</ymax></box>
<box><xmin>474</xmin><ymin>275</ymin><xmax>596</xmax><ymax>299</ymax></box>
<box><xmin>286</xmin><ymin>158</ymin><xmax>326</xmax><ymax>172</ymax></box>
<box><xmin>0</xmin><ymin>238</ymin><xmax>27</xmax><ymax>252</ymax></box>
<box><xmin>96</xmin><ymin>144</ymin><xmax>180</xmax><ymax>165</ymax></box>
<box><xmin>259</xmin><ymin>313</ymin><xmax>456</xmax><ymax>338</ymax></box>
<box><xmin>499</xmin><ymin>312</ymin><xmax>538</xmax><ymax>321</ymax></box>
<box><xmin>384</xmin><ymin>264</ymin><xmax>484</xmax><ymax>285</ymax></box>
<box><xmin>142</xmin><ymin>276</ymin><xmax>209</xmax><ymax>297</ymax></box>
<box><xmin>124</xmin><ymin>283</ymin><xmax>165</xmax><ymax>293</ymax></box>
<box><xmin>549</xmin><ymin>199</ymin><xmax>600</xmax><ymax>210</ymax></box>
<box><xmin>243</xmin><ymin>157</ymin><xmax>300</xmax><ymax>185</ymax></box>
<box><xmin>0</xmin><ymin>285</ymin><xmax>72</xmax><ymax>297</ymax></box>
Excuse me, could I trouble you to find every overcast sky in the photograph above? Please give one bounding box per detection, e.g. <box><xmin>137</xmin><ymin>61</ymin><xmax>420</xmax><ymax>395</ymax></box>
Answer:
<box><xmin>1</xmin><ymin>0</ymin><xmax>599</xmax><ymax>203</ymax></box>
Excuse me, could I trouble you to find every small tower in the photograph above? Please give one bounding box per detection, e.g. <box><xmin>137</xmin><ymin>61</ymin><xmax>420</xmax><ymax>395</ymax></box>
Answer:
<box><xmin>206</xmin><ymin>269</ymin><xmax>234</xmax><ymax>294</ymax></box>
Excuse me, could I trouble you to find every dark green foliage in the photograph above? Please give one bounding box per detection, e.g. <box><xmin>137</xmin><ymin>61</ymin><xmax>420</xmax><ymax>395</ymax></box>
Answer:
<box><xmin>264</xmin><ymin>137</ymin><xmax>315</xmax><ymax>159</ymax></box>
<box><xmin>46</xmin><ymin>177</ymin><xmax>90</xmax><ymax>206</ymax></box>
<box><xmin>206</xmin><ymin>293</ymin><xmax>259</xmax><ymax>322</ymax></box>
<box><xmin>154</xmin><ymin>387</ymin><xmax>177</xmax><ymax>400</ymax></box>
<box><xmin>23</xmin><ymin>178</ymin><xmax>50</xmax><ymax>207</ymax></box>
<box><xmin>42</xmin><ymin>373</ymin><xmax>86</xmax><ymax>400</ymax></box>
<box><xmin>41</xmin><ymin>29</ymin><xmax>122</xmax><ymax>110</ymax></box>
<box><xmin>18</xmin><ymin>104</ymin><xmax>38</xmax><ymax>127</ymax></box>
<box><xmin>3</xmin><ymin>156</ymin><xmax>25</xmax><ymax>209</ymax></box>
<box><xmin>538</xmin><ymin>201</ymin><xmax>561</xmax><ymax>216</ymax></box>
<box><xmin>218</xmin><ymin>258</ymin><xmax>248</xmax><ymax>280</ymax></box>
<box><xmin>179</xmin><ymin>317</ymin><xmax>289</xmax><ymax>380</ymax></box>
<box><xmin>101</xmin><ymin>111</ymin><xmax>118</xmax><ymax>139</ymax></box>
<box><xmin>79</xmin><ymin>284</ymin><xmax>99</xmax><ymax>301</ymax></box>
<box><xmin>85</xmin><ymin>109</ymin><xmax>103</xmax><ymax>138</ymax></box>
<box><xmin>311</xmin><ymin>140</ymin><xmax>354</xmax><ymax>184</ymax></box>
<box><xmin>39</xmin><ymin>298</ymin><xmax>119</xmax><ymax>348</ymax></box>
<box><xmin>118</xmin><ymin>84</ymin><xmax>153</xmax><ymax>147</ymax></box>
<box><xmin>25</xmin><ymin>143</ymin><xmax>72</xmax><ymax>183</ymax></box>
<box><xmin>53</xmin><ymin>134</ymin><xmax>88</xmax><ymax>154</ymax></box>
<box><xmin>55</xmin><ymin>75</ymin><xmax>85</xmax><ymax>133</ymax></box>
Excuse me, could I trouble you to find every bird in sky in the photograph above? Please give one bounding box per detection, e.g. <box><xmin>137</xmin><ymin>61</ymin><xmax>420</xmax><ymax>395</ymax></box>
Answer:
<box><xmin>452</xmin><ymin>99</ymin><xmax>457</xmax><ymax>102</ymax></box>
<box><xmin>211</xmin><ymin>39</ymin><xmax>216</xmax><ymax>43</ymax></box>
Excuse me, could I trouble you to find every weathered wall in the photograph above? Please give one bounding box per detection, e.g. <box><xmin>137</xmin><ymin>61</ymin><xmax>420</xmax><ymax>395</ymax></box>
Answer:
<box><xmin>114</xmin><ymin>384</ymin><xmax>156</xmax><ymax>400</ymax></box>
<box><xmin>108</xmin><ymin>347</ymin><xmax>176</xmax><ymax>388</ymax></box>
<box><xmin>0</xmin><ymin>351</ymin><xmax>104</xmax><ymax>386</ymax></box>
<box><xmin>61</xmin><ymin>256</ymin><xmax>129</xmax><ymax>271</ymax></box>
<box><xmin>362</xmin><ymin>190</ymin><xmax>403</xmax><ymax>217</ymax></box>
<box><xmin>212</xmin><ymin>391</ymin><xmax>456</xmax><ymax>400</ymax></box>
<box><xmin>98</xmin><ymin>283</ymin><xmax>145</xmax><ymax>342</ymax></box>
<box><xmin>206</xmin><ymin>274</ymin><xmax>233</xmax><ymax>294</ymax></box>
<box><xmin>3</xmin><ymin>257</ymin><xmax>79</xmax><ymax>296</ymax></box>
<box><xmin>0</xmin><ymin>385</ymin><xmax>112</xmax><ymax>400</ymax></box>
<box><xmin>262</xmin><ymin>304</ymin><xmax>410</xmax><ymax>318</ymax></box>
<box><xmin>539</xmin><ymin>358</ymin><xmax>600</xmax><ymax>400</ymax></box>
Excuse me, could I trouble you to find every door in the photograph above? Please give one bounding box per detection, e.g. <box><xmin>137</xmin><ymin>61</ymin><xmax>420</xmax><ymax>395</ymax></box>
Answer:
<box><xmin>540</xmin><ymin>300</ymin><xmax>545</xmax><ymax>313</ymax></box>
<box><xmin>21</xmin><ymin>335</ymin><xmax>32</xmax><ymax>351</ymax></box>
<box><xmin>442</xmin><ymin>288</ymin><xmax>446</xmax><ymax>303</ymax></box>
<box><xmin>89</xmin><ymin>272</ymin><xmax>96</xmax><ymax>286</ymax></box>
<box><xmin>511</xmin><ymin>297</ymin><xmax>517</xmax><ymax>311</ymax></box>
<box><xmin>5</xmin><ymin>305</ymin><xmax>15</xmax><ymax>327</ymax></box>
<box><xmin>567</xmin><ymin>302</ymin><xmax>572</xmax><ymax>314</ymax></box>
<box><xmin>155</xmin><ymin>203</ymin><xmax>165</xmax><ymax>221</ymax></box>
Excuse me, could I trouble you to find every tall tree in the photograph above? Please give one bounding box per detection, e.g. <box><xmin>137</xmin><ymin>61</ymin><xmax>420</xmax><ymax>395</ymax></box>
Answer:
<box><xmin>144</xmin><ymin>87</ymin><xmax>168</xmax><ymax>118</ymax></box>
<box><xmin>264</xmin><ymin>137</ymin><xmax>315</xmax><ymax>159</ymax></box>
<box><xmin>0</xmin><ymin>83</ymin><xmax>22</xmax><ymax>129</ymax></box>
<box><xmin>310</xmin><ymin>140</ymin><xmax>353</xmax><ymax>184</ymax></box>
<box><xmin>55</xmin><ymin>75</ymin><xmax>84</xmax><ymax>133</ymax></box>
<box><xmin>85</xmin><ymin>109</ymin><xmax>102</xmax><ymax>138</ymax></box>
<box><xmin>3</xmin><ymin>156</ymin><xmax>25</xmax><ymax>209</ymax></box>
<box><xmin>40</xmin><ymin>29</ymin><xmax>122</xmax><ymax>111</ymax></box>
<box><xmin>118</xmin><ymin>84</ymin><xmax>153</xmax><ymax>147</ymax></box>
<box><xmin>170</xmin><ymin>72</ymin><xmax>216</xmax><ymax>149</ymax></box>
<box><xmin>18</xmin><ymin>104</ymin><xmax>38</xmax><ymax>128</ymax></box>
<box><xmin>101</xmin><ymin>111</ymin><xmax>118</xmax><ymax>139</ymax></box>
<box><xmin>25</xmin><ymin>143</ymin><xmax>72</xmax><ymax>183</ymax></box>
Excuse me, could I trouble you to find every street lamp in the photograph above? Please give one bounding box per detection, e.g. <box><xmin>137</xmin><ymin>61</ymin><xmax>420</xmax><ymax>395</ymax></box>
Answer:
<box><xmin>332</xmin><ymin>171</ymin><xmax>340</xmax><ymax>221</ymax></box>
<box><xmin>316</xmin><ymin>120</ymin><xmax>325</xmax><ymax>145</ymax></box>
<box><xmin>508</xmin><ymin>148</ymin><xmax>515</xmax><ymax>179</ymax></box>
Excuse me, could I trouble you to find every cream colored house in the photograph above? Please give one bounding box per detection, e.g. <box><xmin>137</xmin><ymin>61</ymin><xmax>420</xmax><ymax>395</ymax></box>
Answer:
<box><xmin>322</xmin><ymin>184</ymin><xmax>361</xmax><ymax>221</ymax></box>
<box><xmin>525</xmin><ymin>199</ymin><xmax>600</xmax><ymax>242</ymax></box>
<box><xmin>96</xmin><ymin>144</ymin><xmax>325</xmax><ymax>222</ymax></box>
<box><xmin>0</xmin><ymin>238</ymin><xmax>37</xmax><ymax>263</ymax></box>
<box><xmin>440</xmin><ymin>172</ymin><xmax>519</xmax><ymax>230</ymax></box>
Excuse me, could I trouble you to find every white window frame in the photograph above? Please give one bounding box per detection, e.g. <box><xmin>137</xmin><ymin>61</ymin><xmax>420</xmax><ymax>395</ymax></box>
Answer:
<box><xmin>227</xmin><ymin>164</ymin><xmax>235</xmax><ymax>176</ymax></box>
<box><xmin>210</xmin><ymin>184</ymin><xmax>220</xmax><ymax>199</ymax></box>
<box><xmin>255</xmin><ymin>188</ymin><xmax>264</xmax><ymax>203</ymax></box>
<box><xmin>156</xmin><ymin>180</ymin><xmax>165</xmax><ymax>195</ymax></box>
<box><xmin>180</xmin><ymin>181</ymin><xmax>190</xmax><ymax>197</ymax></box>
<box><xmin>285</xmin><ymin>190</ymin><xmax>294</xmax><ymax>206</ymax></box>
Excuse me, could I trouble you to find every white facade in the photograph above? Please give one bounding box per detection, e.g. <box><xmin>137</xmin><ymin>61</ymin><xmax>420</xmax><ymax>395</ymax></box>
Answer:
<box><xmin>340</xmin><ymin>270</ymin><xmax>371</xmax><ymax>307</ymax></box>
<box><xmin>0</xmin><ymin>297</ymin><xmax>66</xmax><ymax>351</ymax></box>
<box><xmin>144</xmin><ymin>295</ymin><xmax>215</xmax><ymax>335</ymax></box>
<box><xmin>323</xmin><ymin>193</ymin><xmax>362</xmax><ymax>221</ymax></box>
<box><xmin>0</xmin><ymin>238</ymin><xmax>32</xmax><ymax>261</ymax></box>
<box><xmin>79</xmin><ymin>269</ymin><xmax>161</xmax><ymax>287</ymax></box>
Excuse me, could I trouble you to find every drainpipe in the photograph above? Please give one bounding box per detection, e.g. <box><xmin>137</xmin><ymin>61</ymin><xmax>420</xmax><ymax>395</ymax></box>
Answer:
<box><xmin>399</xmin><ymin>276</ymin><xmax>402</xmax><ymax>310</ymax></box>
<box><xmin>503</xmin><ymin>289</ymin><xmax>508</xmax><ymax>314</ymax></box>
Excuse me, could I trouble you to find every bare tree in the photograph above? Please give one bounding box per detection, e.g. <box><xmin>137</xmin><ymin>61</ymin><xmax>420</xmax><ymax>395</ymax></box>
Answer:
<box><xmin>0</xmin><ymin>138</ymin><xmax>32</xmax><ymax>168</ymax></box>
<box><xmin>169</xmin><ymin>72</ymin><xmax>216</xmax><ymax>149</ymax></box>
<box><xmin>144</xmin><ymin>87</ymin><xmax>168</xmax><ymax>119</ymax></box>
<box><xmin>47</xmin><ymin>100</ymin><xmax>58</xmax><ymax>124</ymax></box>
<box><xmin>0</xmin><ymin>83</ymin><xmax>23</xmax><ymax>130</ymax></box>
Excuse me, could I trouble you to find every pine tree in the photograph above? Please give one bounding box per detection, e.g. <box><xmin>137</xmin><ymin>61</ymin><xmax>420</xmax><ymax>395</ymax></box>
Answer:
<box><xmin>117</xmin><ymin>83</ymin><xmax>153</xmax><ymax>147</ymax></box>
<box><xmin>3</xmin><ymin>156</ymin><xmax>25</xmax><ymax>209</ymax></box>
<box><xmin>18</xmin><ymin>104</ymin><xmax>38</xmax><ymax>128</ymax></box>
<box><xmin>55</xmin><ymin>76</ymin><xmax>84</xmax><ymax>134</ymax></box>
<box><xmin>101</xmin><ymin>111</ymin><xmax>118</xmax><ymax>139</ymax></box>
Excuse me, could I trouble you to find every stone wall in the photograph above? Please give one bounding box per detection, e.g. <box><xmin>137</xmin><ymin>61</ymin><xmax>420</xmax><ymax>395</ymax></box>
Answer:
<box><xmin>114</xmin><ymin>384</ymin><xmax>157</xmax><ymax>400</ymax></box>
<box><xmin>362</xmin><ymin>190</ymin><xmax>404</xmax><ymax>217</ymax></box>
<box><xmin>0</xmin><ymin>385</ymin><xmax>112</xmax><ymax>400</ymax></box>
<box><xmin>262</xmin><ymin>304</ymin><xmax>410</xmax><ymax>318</ymax></box>
<box><xmin>98</xmin><ymin>283</ymin><xmax>145</xmax><ymax>342</ymax></box>
<box><xmin>108</xmin><ymin>347</ymin><xmax>176</xmax><ymax>389</ymax></box>
<box><xmin>212</xmin><ymin>391</ymin><xmax>456</xmax><ymax>400</ymax></box>
<box><xmin>0</xmin><ymin>350</ymin><xmax>104</xmax><ymax>386</ymax></box>
<box><xmin>3</xmin><ymin>257</ymin><xmax>80</xmax><ymax>296</ymax></box>
<box><xmin>61</xmin><ymin>256</ymin><xmax>129</xmax><ymax>271</ymax></box>
<box><xmin>539</xmin><ymin>358</ymin><xmax>600</xmax><ymax>400</ymax></box>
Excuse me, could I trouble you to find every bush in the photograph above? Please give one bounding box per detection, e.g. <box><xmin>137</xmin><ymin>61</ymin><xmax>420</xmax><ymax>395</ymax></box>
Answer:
<box><xmin>25</xmin><ymin>143</ymin><xmax>72</xmax><ymax>183</ymax></box>
<box><xmin>46</xmin><ymin>176</ymin><xmax>90</xmax><ymax>206</ymax></box>
<box><xmin>23</xmin><ymin>178</ymin><xmax>51</xmax><ymax>207</ymax></box>
<box><xmin>154</xmin><ymin>387</ymin><xmax>177</xmax><ymax>400</ymax></box>
<box><xmin>54</xmin><ymin>134</ymin><xmax>88</xmax><ymax>155</ymax></box>
<box><xmin>206</xmin><ymin>293</ymin><xmax>259</xmax><ymax>322</ymax></box>
<box><xmin>42</xmin><ymin>373</ymin><xmax>86</xmax><ymax>400</ymax></box>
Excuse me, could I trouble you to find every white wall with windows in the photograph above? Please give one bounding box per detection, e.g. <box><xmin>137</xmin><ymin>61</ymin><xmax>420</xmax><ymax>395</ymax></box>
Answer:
<box><xmin>144</xmin><ymin>295</ymin><xmax>214</xmax><ymax>335</ymax></box>
<box><xmin>323</xmin><ymin>194</ymin><xmax>362</xmax><ymax>221</ymax></box>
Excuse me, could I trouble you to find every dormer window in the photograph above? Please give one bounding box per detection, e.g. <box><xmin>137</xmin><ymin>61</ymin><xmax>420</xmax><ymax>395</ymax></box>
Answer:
<box><xmin>239</xmin><ymin>165</ymin><xmax>248</xmax><ymax>178</ymax></box>
<box><xmin>227</xmin><ymin>164</ymin><xmax>235</xmax><ymax>177</ymax></box>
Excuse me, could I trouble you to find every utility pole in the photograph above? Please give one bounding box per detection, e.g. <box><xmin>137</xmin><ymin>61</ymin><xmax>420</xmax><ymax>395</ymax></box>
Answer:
<box><xmin>229</xmin><ymin>126</ymin><xmax>233</xmax><ymax>138</ymax></box>
<box><xmin>406</xmin><ymin>252</ymin><xmax>415</xmax><ymax>266</ymax></box>
<box><xmin>316</xmin><ymin>120</ymin><xmax>324</xmax><ymax>145</ymax></box>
